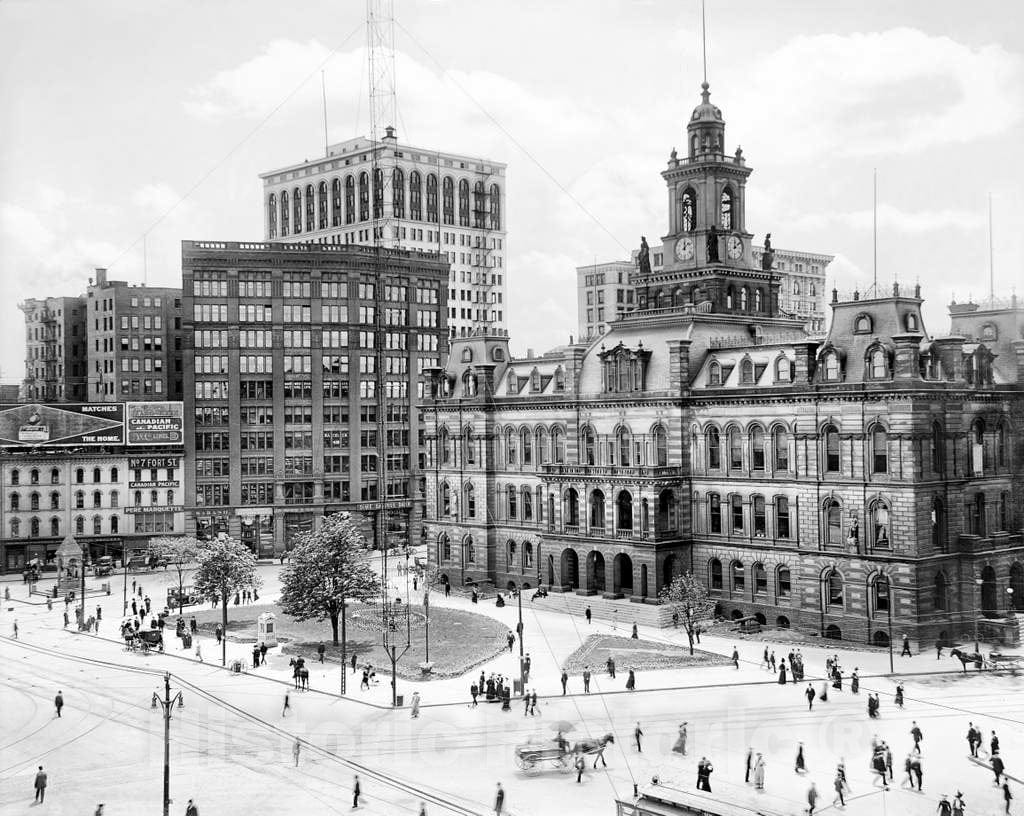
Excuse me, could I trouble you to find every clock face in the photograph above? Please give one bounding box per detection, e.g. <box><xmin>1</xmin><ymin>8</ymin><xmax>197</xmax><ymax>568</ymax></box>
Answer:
<box><xmin>727</xmin><ymin>235</ymin><xmax>743</xmax><ymax>260</ymax></box>
<box><xmin>675</xmin><ymin>237</ymin><xmax>694</xmax><ymax>261</ymax></box>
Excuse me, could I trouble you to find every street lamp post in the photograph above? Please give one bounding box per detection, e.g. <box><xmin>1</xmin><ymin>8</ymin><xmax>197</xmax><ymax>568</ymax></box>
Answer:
<box><xmin>517</xmin><ymin>586</ymin><xmax>525</xmax><ymax>694</ymax></box>
<box><xmin>122</xmin><ymin>556</ymin><xmax>129</xmax><ymax>615</ymax></box>
<box><xmin>151</xmin><ymin>672</ymin><xmax>184</xmax><ymax>816</ymax></box>
<box><xmin>975</xmin><ymin>578</ymin><xmax>984</xmax><ymax>653</ymax></box>
<box><xmin>886</xmin><ymin>596</ymin><xmax>894</xmax><ymax>673</ymax></box>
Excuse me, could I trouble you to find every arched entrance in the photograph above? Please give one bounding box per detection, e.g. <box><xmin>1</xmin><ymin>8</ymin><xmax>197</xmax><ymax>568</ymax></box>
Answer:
<box><xmin>872</xmin><ymin>630</ymin><xmax>890</xmax><ymax>647</ymax></box>
<box><xmin>613</xmin><ymin>553</ymin><xmax>634</xmax><ymax>595</ymax></box>
<box><xmin>586</xmin><ymin>551</ymin><xmax>606</xmax><ymax>593</ymax></box>
<box><xmin>825</xmin><ymin>624</ymin><xmax>842</xmax><ymax>640</ymax></box>
<box><xmin>560</xmin><ymin>549</ymin><xmax>579</xmax><ymax>590</ymax></box>
<box><xmin>663</xmin><ymin>554</ymin><xmax>678</xmax><ymax>590</ymax></box>
<box><xmin>640</xmin><ymin>564</ymin><xmax>649</xmax><ymax>598</ymax></box>
<box><xmin>776</xmin><ymin>616</ymin><xmax>790</xmax><ymax>629</ymax></box>
<box><xmin>982</xmin><ymin>565</ymin><xmax>998</xmax><ymax>618</ymax></box>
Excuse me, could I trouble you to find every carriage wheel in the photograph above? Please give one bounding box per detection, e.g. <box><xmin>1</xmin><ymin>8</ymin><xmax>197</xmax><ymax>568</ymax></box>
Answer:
<box><xmin>514</xmin><ymin>753</ymin><xmax>528</xmax><ymax>770</ymax></box>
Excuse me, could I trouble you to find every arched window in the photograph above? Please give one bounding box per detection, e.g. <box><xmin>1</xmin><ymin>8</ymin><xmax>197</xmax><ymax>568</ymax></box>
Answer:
<box><xmin>971</xmin><ymin>418</ymin><xmax>986</xmax><ymax>476</ymax></box>
<box><xmin>589</xmin><ymin>489</ymin><xmax>605</xmax><ymax>530</ymax></box>
<box><xmin>749</xmin><ymin>426</ymin><xmax>765</xmax><ymax>471</ymax></box>
<box><xmin>997</xmin><ymin>421</ymin><xmax>1009</xmax><ymax>469</ymax></box>
<box><xmin>731</xmin><ymin>494</ymin><xmax>744</xmax><ymax>532</ymax></box>
<box><xmin>292</xmin><ymin>187</ymin><xmax>303</xmax><ymax>233</ymax></box>
<box><xmin>854</xmin><ymin>314</ymin><xmax>872</xmax><ymax>334</ymax></box>
<box><xmin>318</xmin><ymin>180</ymin><xmax>328</xmax><ymax>229</ymax></box>
<box><xmin>709</xmin><ymin>493</ymin><xmax>722</xmax><ymax>533</ymax></box>
<box><xmin>873</xmin><ymin>575</ymin><xmax>890</xmax><ymax>612</ymax></box>
<box><xmin>740</xmin><ymin>358</ymin><xmax>754</xmax><ymax>383</ymax></box>
<box><xmin>870</xmin><ymin>500</ymin><xmax>890</xmax><ymax>548</ymax></box>
<box><xmin>823</xmin><ymin>425</ymin><xmax>840</xmax><ymax>473</ymax></box>
<box><xmin>9</xmin><ymin>493</ymin><xmax>19</xmax><ymax>511</ymax></box>
<box><xmin>720</xmin><ymin>188</ymin><xmax>734</xmax><ymax>229</ymax></box>
<box><xmin>372</xmin><ymin>169</ymin><xmax>383</xmax><ymax>218</ymax></box>
<box><xmin>905</xmin><ymin>313</ymin><xmax>918</xmax><ymax>331</ymax></box>
<box><xmin>463</xmin><ymin>483</ymin><xmax>475</xmax><ymax>517</ymax></box>
<box><xmin>522</xmin><ymin>489</ymin><xmax>533</xmax><ymax>521</ymax></box>
<box><xmin>680</xmin><ymin>189</ymin><xmax>696</xmax><ymax>232</ymax></box>
<box><xmin>30</xmin><ymin>517</ymin><xmax>40</xmax><ymax>538</ymax></box>
<box><xmin>871</xmin><ymin>425</ymin><xmax>888</xmax><ymax>474</ymax></box>
<box><xmin>75</xmin><ymin>490</ymin><xmax>85</xmax><ymax>509</ymax></box>
<box><xmin>654</xmin><ymin>425</ymin><xmax>668</xmax><ymax>467</ymax></box>
<box><xmin>10</xmin><ymin>518</ymin><xmax>19</xmax><ymax>537</ymax></box>
<box><xmin>524</xmin><ymin>541</ymin><xmax>534</xmax><ymax>568</ymax></box>
<box><xmin>344</xmin><ymin>176</ymin><xmax>355</xmax><ymax>224</ymax></box>
<box><xmin>111</xmin><ymin>516</ymin><xmax>119</xmax><ymax>534</ymax></box>
<box><xmin>10</xmin><ymin>469</ymin><xmax>18</xmax><ymax>485</ymax></box>
<box><xmin>280</xmin><ymin>190</ymin><xmax>289</xmax><ymax>235</ymax></box>
<box><xmin>617</xmin><ymin>490</ymin><xmax>633</xmax><ymax>530</ymax></box>
<box><xmin>506</xmin><ymin>485</ymin><xmax>517</xmax><ymax>519</ymax></box>
<box><xmin>707</xmin><ymin>426</ymin><xmax>721</xmax><ymax>469</ymax></box>
<box><xmin>535</xmin><ymin>427</ymin><xmax>549</xmax><ymax>465</ymax></box>
<box><xmin>110</xmin><ymin>490</ymin><xmax>119</xmax><ymax>508</ymax></box>
<box><xmin>429</xmin><ymin>174</ymin><xmax>441</xmax><ymax>224</ymax></box>
<box><xmin>30</xmin><ymin>469</ymin><xmax>39</xmax><ymax>485</ymax></box>
<box><xmin>93</xmin><ymin>490</ymin><xmax>102</xmax><ymax>508</ymax></box>
<box><xmin>775</xmin><ymin>356</ymin><xmax>790</xmax><ymax>383</ymax></box>
<box><xmin>110</xmin><ymin>467</ymin><xmax>118</xmax><ymax>482</ymax></box>
<box><xmin>305</xmin><ymin>183</ymin><xmax>316</xmax><ymax>231</ymax></box>
<box><xmin>505</xmin><ymin>428</ymin><xmax>518</xmax><ymax>465</ymax></box>
<box><xmin>489</xmin><ymin>183</ymin><xmax>501</xmax><ymax>229</ymax></box>
<box><xmin>463</xmin><ymin>537</ymin><xmax>475</xmax><ymax>564</ymax></box>
<box><xmin>582</xmin><ymin>426</ymin><xmax>595</xmax><ymax>465</ymax></box>
<box><xmin>521</xmin><ymin>428</ymin><xmax>533</xmax><ymax>465</ymax></box>
<box><xmin>409</xmin><ymin>171</ymin><xmax>422</xmax><ymax>220</ymax></box>
<box><xmin>773</xmin><ymin>427</ymin><xmax>789</xmax><ymax>471</ymax></box>
<box><xmin>753</xmin><ymin>495</ymin><xmax>766</xmax><ymax>536</ymax></box>
<box><xmin>823</xmin><ymin>351</ymin><xmax>841</xmax><ymax>382</ymax></box>
<box><xmin>753</xmin><ymin>562</ymin><xmax>767</xmax><ymax>594</ymax></box>
<box><xmin>552</xmin><ymin>427</ymin><xmax>566</xmax><ymax>464</ymax></box>
<box><xmin>931</xmin><ymin>422</ymin><xmax>944</xmax><ymax>474</ymax></box>
<box><xmin>728</xmin><ymin>427</ymin><xmax>743</xmax><ymax>469</ymax></box>
<box><xmin>740</xmin><ymin>287</ymin><xmax>749</xmax><ymax>310</ymax></box>
<box><xmin>358</xmin><ymin>172</ymin><xmax>369</xmax><ymax>221</ymax></box>
<box><xmin>75</xmin><ymin>516</ymin><xmax>84</xmax><ymax>535</ymax></box>
<box><xmin>93</xmin><ymin>515</ymin><xmax>102</xmax><ymax>535</ymax></box>
<box><xmin>869</xmin><ymin>348</ymin><xmax>887</xmax><ymax>379</ymax></box>
<box><xmin>392</xmin><ymin>168</ymin><xmax>405</xmax><ymax>219</ymax></box>
<box><xmin>439</xmin><ymin>427</ymin><xmax>450</xmax><ymax>465</ymax></box>
<box><xmin>617</xmin><ymin>427</ymin><xmax>631</xmax><ymax>467</ymax></box>
<box><xmin>30</xmin><ymin>492</ymin><xmax>39</xmax><ymax>511</ymax></box>
<box><xmin>48</xmin><ymin>491</ymin><xmax>58</xmax><ymax>510</ymax></box>
<box><xmin>777</xmin><ymin>565</ymin><xmax>792</xmax><ymax>597</ymax></box>
<box><xmin>473</xmin><ymin>181</ymin><xmax>486</xmax><ymax>228</ymax></box>
<box><xmin>267</xmin><ymin>193</ymin><xmax>277</xmax><ymax>238</ymax></box>
<box><xmin>331</xmin><ymin>178</ymin><xmax>342</xmax><ymax>226</ymax></box>
<box><xmin>776</xmin><ymin>497</ymin><xmax>791</xmax><ymax>538</ymax></box>
<box><xmin>708</xmin><ymin>361</ymin><xmax>722</xmax><ymax>386</ymax></box>
<box><xmin>731</xmin><ymin>559</ymin><xmax>745</xmax><ymax>591</ymax></box>
<box><xmin>464</xmin><ymin>428</ymin><xmax>475</xmax><ymax>465</ymax></box>
<box><xmin>709</xmin><ymin>558</ymin><xmax>723</xmax><ymax>590</ymax></box>
<box><xmin>826</xmin><ymin>570</ymin><xmax>844</xmax><ymax>607</ymax></box>
<box><xmin>440</xmin><ymin>482</ymin><xmax>451</xmax><ymax>517</ymax></box>
<box><xmin>92</xmin><ymin>467</ymin><xmax>101</xmax><ymax>483</ymax></box>
<box><xmin>824</xmin><ymin>498</ymin><xmax>843</xmax><ymax>544</ymax></box>
<box><xmin>51</xmin><ymin>468</ymin><xmax>59</xmax><ymax>484</ymax></box>
<box><xmin>458</xmin><ymin>179</ymin><xmax>470</xmax><ymax>226</ymax></box>
<box><xmin>934</xmin><ymin>572</ymin><xmax>948</xmax><ymax>611</ymax></box>
<box><xmin>565</xmin><ymin>488</ymin><xmax>579</xmax><ymax>526</ymax></box>
<box><xmin>725</xmin><ymin>287</ymin><xmax>734</xmax><ymax>309</ymax></box>
<box><xmin>754</xmin><ymin>289</ymin><xmax>763</xmax><ymax>311</ymax></box>
<box><xmin>134</xmin><ymin>490</ymin><xmax>142</xmax><ymax>507</ymax></box>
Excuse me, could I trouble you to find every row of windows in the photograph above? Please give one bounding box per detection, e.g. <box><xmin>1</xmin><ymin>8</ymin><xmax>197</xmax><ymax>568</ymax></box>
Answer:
<box><xmin>9</xmin><ymin>467</ymin><xmax>121</xmax><ymax>485</ymax></box>
<box><xmin>708</xmin><ymin>559</ymin><xmax>791</xmax><ymax>598</ymax></box>
<box><xmin>9</xmin><ymin>515</ymin><xmax>122</xmax><ymax>538</ymax></box>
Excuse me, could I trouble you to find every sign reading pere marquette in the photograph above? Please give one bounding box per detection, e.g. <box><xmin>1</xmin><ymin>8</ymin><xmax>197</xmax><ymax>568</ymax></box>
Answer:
<box><xmin>126</xmin><ymin>402</ymin><xmax>184</xmax><ymax>446</ymax></box>
<box><xmin>0</xmin><ymin>403</ymin><xmax>125</xmax><ymax>447</ymax></box>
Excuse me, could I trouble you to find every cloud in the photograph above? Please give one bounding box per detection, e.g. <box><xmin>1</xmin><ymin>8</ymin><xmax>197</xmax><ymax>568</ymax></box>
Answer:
<box><xmin>132</xmin><ymin>183</ymin><xmax>188</xmax><ymax>215</ymax></box>
<box><xmin>729</xmin><ymin>27</ymin><xmax>1024</xmax><ymax>160</ymax></box>
<box><xmin>792</xmin><ymin>203</ymin><xmax>986</xmax><ymax>234</ymax></box>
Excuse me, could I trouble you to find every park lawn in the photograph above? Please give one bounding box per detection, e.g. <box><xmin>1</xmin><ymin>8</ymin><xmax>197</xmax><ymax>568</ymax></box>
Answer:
<box><xmin>563</xmin><ymin>634</ymin><xmax>732</xmax><ymax>675</ymax></box>
<box><xmin>188</xmin><ymin>601</ymin><xmax>508</xmax><ymax>681</ymax></box>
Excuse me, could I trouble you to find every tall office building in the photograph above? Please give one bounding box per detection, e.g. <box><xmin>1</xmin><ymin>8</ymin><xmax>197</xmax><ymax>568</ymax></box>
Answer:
<box><xmin>19</xmin><ymin>296</ymin><xmax>88</xmax><ymax>402</ymax></box>
<box><xmin>259</xmin><ymin>128</ymin><xmax>506</xmax><ymax>339</ymax></box>
<box><xmin>86</xmin><ymin>269</ymin><xmax>184</xmax><ymax>401</ymax></box>
<box><xmin>182</xmin><ymin>240</ymin><xmax>448</xmax><ymax>555</ymax></box>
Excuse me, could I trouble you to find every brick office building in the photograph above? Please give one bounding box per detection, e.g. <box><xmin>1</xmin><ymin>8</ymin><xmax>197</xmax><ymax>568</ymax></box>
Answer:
<box><xmin>19</xmin><ymin>296</ymin><xmax>89</xmax><ymax>402</ymax></box>
<box><xmin>422</xmin><ymin>83</ymin><xmax>1024</xmax><ymax>647</ymax></box>
<box><xmin>182</xmin><ymin>240</ymin><xmax>449</xmax><ymax>556</ymax></box>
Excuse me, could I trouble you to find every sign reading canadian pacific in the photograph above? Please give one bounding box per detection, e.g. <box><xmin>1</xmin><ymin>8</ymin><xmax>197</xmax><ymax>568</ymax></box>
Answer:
<box><xmin>0</xmin><ymin>403</ymin><xmax>125</xmax><ymax>447</ymax></box>
<box><xmin>126</xmin><ymin>402</ymin><xmax>184</xmax><ymax>446</ymax></box>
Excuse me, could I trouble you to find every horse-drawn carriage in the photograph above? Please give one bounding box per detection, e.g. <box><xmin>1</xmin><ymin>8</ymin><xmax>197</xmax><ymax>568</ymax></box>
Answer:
<box><xmin>123</xmin><ymin>627</ymin><xmax>163</xmax><ymax>654</ymax></box>
<box><xmin>513</xmin><ymin>724</ymin><xmax>614</xmax><ymax>773</ymax></box>
<box><xmin>950</xmin><ymin>647</ymin><xmax>1024</xmax><ymax>674</ymax></box>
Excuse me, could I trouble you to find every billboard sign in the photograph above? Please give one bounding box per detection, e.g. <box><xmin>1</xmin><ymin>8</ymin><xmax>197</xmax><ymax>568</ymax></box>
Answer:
<box><xmin>0</xmin><ymin>403</ymin><xmax>124</xmax><ymax>448</ymax></box>
<box><xmin>126</xmin><ymin>402</ymin><xmax>184</xmax><ymax>446</ymax></box>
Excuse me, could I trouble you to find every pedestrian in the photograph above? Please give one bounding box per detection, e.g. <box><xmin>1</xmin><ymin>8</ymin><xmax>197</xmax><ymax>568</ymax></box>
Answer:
<box><xmin>672</xmin><ymin>722</ymin><xmax>688</xmax><ymax>755</ymax></box>
<box><xmin>215</xmin><ymin>624</ymin><xmax>222</xmax><ymax>645</ymax></box>
<box><xmin>54</xmin><ymin>690</ymin><xmax>63</xmax><ymax>717</ymax></box>
<box><xmin>259</xmin><ymin>642</ymin><xmax>268</xmax><ymax>665</ymax></box>
<box><xmin>190</xmin><ymin>616</ymin><xmax>197</xmax><ymax>634</ymax></box>
<box><xmin>252</xmin><ymin>644</ymin><xmax>261</xmax><ymax>669</ymax></box>
<box><xmin>33</xmin><ymin>766</ymin><xmax>47</xmax><ymax>803</ymax></box>
<box><xmin>606</xmin><ymin>656</ymin><xmax>616</xmax><ymax>678</ymax></box>
<box><xmin>901</xmin><ymin>634</ymin><xmax>912</xmax><ymax>657</ymax></box>
<box><xmin>12</xmin><ymin>619</ymin><xmax>18</xmax><ymax>639</ymax></box>
<box><xmin>805</xmin><ymin>683</ymin><xmax>816</xmax><ymax>710</ymax></box>
<box><xmin>769</xmin><ymin>651</ymin><xmax>776</xmax><ymax>673</ymax></box>
<box><xmin>195</xmin><ymin>641</ymin><xmax>203</xmax><ymax>662</ymax></box>
<box><xmin>1003</xmin><ymin>782</ymin><xmax>1013</xmax><ymax>814</ymax></box>
<box><xmin>895</xmin><ymin>683</ymin><xmax>905</xmax><ymax>708</ymax></box>
<box><xmin>419</xmin><ymin>803</ymin><xmax>427</xmax><ymax>816</ymax></box>
<box><xmin>672</xmin><ymin>611</ymin><xmax>679</xmax><ymax>629</ymax></box>
<box><xmin>494</xmin><ymin>782</ymin><xmax>505</xmax><ymax>815</ymax></box>
<box><xmin>634</xmin><ymin>722</ymin><xmax>644</xmax><ymax>752</ymax></box>
<box><xmin>63</xmin><ymin>610</ymin><xmax>70</xmax><ymax>627</ymax></box>
<box><xmin>575</xmin><ymin>751</ymin><xmax>586</xmax><ymax>783</ymax></box>
<box><xmin>583</xmin><ymin>667</ymin><xmax>591</xmax><ymax>693</ymax></box>
<box><xmin>885</xmin><ymin>742</ymin><xmax>894</xmax><ymax>781</ymax></box>
<box><xmin>626</xmin><ymin>668</ymin><xmax>636</xmax><ymax>691</ymax></box>
<box><xmin>745</xmin><ymin>747</ymin><xmax>754</xmax><ymax>783</ymax></box>
<box><xmin>360</xmin><ymin>669</ymin><xmax>369</xmax><ymax>691</ymax></box>
<box><xmin>282</xmin><ymin>691</ymin><xmax>291</xmax><ymax>717</ymax></box>
<box><xmin>732</xmin><ymin>646</ymin><xmax>739</xmax><ymax>669</ymax></box>
<box><xmin>631</xmin><ymin>622</ymin><xmax>638</xmax><ymax>639</ymax></box>
<box><xmin>953</xmin><ymin>791</ymin><xmax>966</xmax><ymax>816</ymax></box>
<box><xmin>910</xmin><ymin>752</ymin><xmax>923</xmax><ymax>791</ymax></box>
<box><xmin>911</xmin><ymin>721</ymin><xmax>923</xmax><ymax>749</ymax></box>
<box><xmin>95</xmin><ymin>805</ymin><xmax>104</xmax><ymax>816</ymax></box>
<box><xmin>185</xmin><ymin>799</ymin><xmax>199</xmax><ymax>816</ymax></box>
<box><xmin>524</xmin><ymin>653</ymin><xmax>532</xmax><ymax>683</ymax></box>
<box><xmin>851</xmin><ymin>668</ymin><xmax>859</xmax><ymax>694</ymax></box>
<box><xmin>778</xmin><ymin>660</ymin><xmax>787</xmax><ymax>684</ymax></box>
<box><xmin>993</xmin><ymin>753</ymin><xmax>1006</xmax><ymax>786</ymax></box>
<box><xmin>937</xmin><ymin>794</ymin><xmax>953</xmax><ymax>816</ymax></box>
<box><xmin>696</xmin><ymin>757</ymin><xmax>713</xmax><ymax>792</ymax></box>
<box><xmin>795</xmin><ymin>742</ymin><xmax>805</xmax><ymax>773</ymax></box>
<box><xmin>132</xmin><ymin>579</ymin><xmax>136</xmax><ymax>593</ymax></box>
<box><xmin>96</xmin><ymin>605</ymin><xmax>102</xmax><ymax>621</ymax></box>
<box><xmin>871</xmin><ymin>749</ymin><xmax>889</xmax><ymax>790</ymax></box>
<box><xmin>762</xmin><ymin>646</ymin><xmax>770</xmax><ymax>669</ymax></box>
<box><xmin>936</xmin><ymin>639</ymin><xmax>944</xmax><ymax>660</ymax></box>
<box><xmin>901</xmin><ymin>754</ymin><xmax>914</xmax><ymax>789</ymax></box>
<box><xmin>46</xmin><ymin>596</ymin><xmax>52</xmax><ymax>612</ymax></box>
<box><xmin>293</xmin><ymin>739</ymin><xmax>301</xmax><ymax>766</ymax></box>
<box><xmin>317</xmin><ymin>642</ymin><xmax>326</xmax><ymax>663</ymax></box>
<box><xmin>752</xmin><ymin>753</ymin><xmax>765</xmax><ymax>790</ymax></box>
<box><xmin>992</xmin><ymin>731</ymin><xmax>1001</xmax><ymax>756</ymax></box>
<box><xmin>523</xmin><ymin>692</ymin><xmax>531</xmax><ymax>716</ymax></box>
<box><xmin>967</xmin><ymin>723</ymin><xmax>979</xmax><ymax>757</ymax></box>
<box><xmin>351</xmin><ymin>652</ymin><xmax>358</xmax><ymax>673</ymax></box>
<box><xmin>530</xmin><ymin>689</ymin><xmax>537</xmax><ymax>715</ymax></box>
<box><xmin>471</xmin><ymin>683</ymin><xmax>479</xmax><ymax>707</ymax></box>
<box><xmin>410</xmin><ymin>691</ymin><xmax>421</xmax><ymax>718</ymax></box>
<box><xmin>353</xmin><ymin>774</ymin><xmax>361</xmax><ymax>809</ymax></box>
<box><xmin>561</xmin><ymin>669</ymin><xmax>568</xmax><ymax>695</ymax></box>
<box><xmin>833</xmin><ymin>770</ymin><xmax>847</xmax><ymax>806</ymax></box>
<box><xmin>507</xmin><ymin>630</ymin><xmax>515</xmax><ymax>652</ymax></box>
<box><xmin>144</xmin><ymin>596</ymin><xmax>151</xmax><ymax>613</ymax></box>
<box><xmin>807</xmin><ymin>781</ymin><xmax>819</xmax><ymax>815</ymax></box>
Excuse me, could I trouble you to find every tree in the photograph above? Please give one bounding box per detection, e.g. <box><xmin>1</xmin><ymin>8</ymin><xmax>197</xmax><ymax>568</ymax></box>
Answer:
<box><xmin>150</xmin><ymin>536</ymin><xmax>201</xmax><ymax>614</ymax></box>
<box><xmin>659</xmin><ymin>571</ymin><xmax>715</xmax><ymax>655</ymax></box>
<box><xmin>278</xmin><ymin>514</ymin><xmax>381</xmax><ymax>683</ymax></box>
<box><xmin>192</xmin><ymin>538</ymin><xmax>261</xmax><ymax>666</ymax></box>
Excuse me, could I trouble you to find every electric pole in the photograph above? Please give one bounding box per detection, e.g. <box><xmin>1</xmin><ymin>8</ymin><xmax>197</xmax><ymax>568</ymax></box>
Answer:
<box><xmin>151</xmin><ymin>672</ymin><xmax>184</xmax><ymax>816</ymax></box>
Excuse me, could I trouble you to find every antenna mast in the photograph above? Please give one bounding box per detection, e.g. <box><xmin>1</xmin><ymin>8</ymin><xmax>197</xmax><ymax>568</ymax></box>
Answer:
<box><xmin>321</xmin><ymin>70</ymin><xmax>330</xmax><ymax>157</ymax></box>
<box><xmin>701</xmin><ymin>0</ymin><xmax>708</xmax><ymax>84</ymax></box>
<box><xmin>872</xmin><ymin>168</ymin><xmax>878</xmax><ymax>294</ymax></box>
<box><xmin>988</xmin><ymin>192</ymin><xmax>994</xmax><ymax>305</ymax></box>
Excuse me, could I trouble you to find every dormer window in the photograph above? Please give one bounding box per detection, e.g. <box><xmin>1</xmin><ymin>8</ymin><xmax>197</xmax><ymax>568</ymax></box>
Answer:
<box><xmin>823</xmin><ymin>351</ymin><xmax>841</xmax><ymax>382</ymax></box>
<box><xmin>774</xmin><ymin>356</ymin><xmax>791</xmax><ymax>383</ymax></box>
<box><xmin>554</xmin><ymin>366</ymin><xmax>565</xmax><ymax>391</ymax></box>
<box><xmin>740</xmin><ymin>358</ymin><xmax>754</xmax><ymax>384</ymax></box>
<box><xmin>854</xmin><ymin>314</ymin><xmax>873</xmax><ymax>334</ymax></box>
<box><xmin>492</xmin><ymin>346</ymin><xmax>505</xmax><ymax>361</ymax></box>
<box><xmin>600</xmin><ymin>342</ymin><xmax>652</xmax><ymax>394</ymax></box>
<box><xmin>463</xmin><ymin>371</ymin><xmax>477</xmax><ymax>396</ymax></box>
<box><xmin>461</xmin><ymin>347</ymin><xmax>473</xmax><ymax>363</ymax></box>
<box><xmin>868</xmin><ymin>347</ymin><xmax>888</xmax><ymax>380</ymax></box>
<box><xmin>981</xmin><ymin>323</ymin><xmax>998</xmax><ymax>341</ymax></box>
<box><xmin>905</xmin><ymin>313</ymin><xmax>919</xmax><ymax>332</ymax></box>
<box><xmin>708</xmin><ymin>361</ymin><xmax>722</xmax><ymax>386</ymax></box>
<box><xmin>530</xmin><ymin>369</ymin><xmax>541</xmax><ymax>392</ymax></box>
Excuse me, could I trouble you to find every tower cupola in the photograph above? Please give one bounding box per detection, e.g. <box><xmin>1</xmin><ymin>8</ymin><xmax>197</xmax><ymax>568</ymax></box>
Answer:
<box><xmin>687</xmin><ymin>82</ymin><xmax>725</xmax><ymax>158</ymax></box>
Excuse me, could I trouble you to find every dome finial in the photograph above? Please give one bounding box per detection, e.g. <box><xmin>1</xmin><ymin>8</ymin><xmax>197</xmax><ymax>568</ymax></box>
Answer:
<box><xmin>701</xmin><ymin>81</ymin><xmax>710</xmax><ymax>104</ymax></box>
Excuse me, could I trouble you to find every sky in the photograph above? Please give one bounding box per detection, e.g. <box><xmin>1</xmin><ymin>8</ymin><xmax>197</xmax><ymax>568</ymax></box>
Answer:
<box><xmin>1</xmin><ymin>0</ymin><xmax>1022</xmax><ymax>383</ymax></box>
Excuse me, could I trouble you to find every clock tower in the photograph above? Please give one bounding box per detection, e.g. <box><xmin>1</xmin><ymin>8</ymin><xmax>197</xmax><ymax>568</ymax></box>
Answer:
<box><xmin>635</xmin><ymin>82</ymin><xmax>781</xmax><ymax>318</ymax></box>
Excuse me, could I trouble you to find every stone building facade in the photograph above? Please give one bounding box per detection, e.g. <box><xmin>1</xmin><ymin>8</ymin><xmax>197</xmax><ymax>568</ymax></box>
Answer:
<box><xmin>422</xmin><ymin>83</ymin><xmax>1024</xmax><ymax>647</ymax></box>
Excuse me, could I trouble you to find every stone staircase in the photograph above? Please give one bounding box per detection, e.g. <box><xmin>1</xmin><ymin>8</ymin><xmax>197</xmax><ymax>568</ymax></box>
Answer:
<box><xmin>527</xmin><ymin>590</ymin><xmax>675</xmax><ymax>629</ymax></box>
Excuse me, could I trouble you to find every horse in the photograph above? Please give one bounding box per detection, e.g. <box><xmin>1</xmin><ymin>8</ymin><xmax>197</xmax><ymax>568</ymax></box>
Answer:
<box><xmin>294</xmin><ymin>667</ymin><xmax>309</xmax><ymax>690</ymax></box>
<box><xmin>572</xmin><ymin>734</ymin><xmax>615</xmax><ymax>768</ymax></box>
<box><xmin>950</xmin><ymin>648</ymin><xmax>984</xmax><ymax>673</ymax></box>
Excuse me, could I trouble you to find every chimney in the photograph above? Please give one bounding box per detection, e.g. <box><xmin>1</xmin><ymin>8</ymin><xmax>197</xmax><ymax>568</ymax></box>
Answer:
<box><xmin>94</xmin><ymin>268</ymin><xmax>107</xmax><ymax>287</ymax></box>
<box><xmin>932</xmin><ymin>337</ymin><xmax>967</xmax><ymax>382</ymax></box>
<box><xmin>792</xmin><ymin>341</ymin><xmax>819</xmax><ymax>383</ymax></box>
<box><xmin>666</xmin><ymin>340</ymin><xmax>693</xmax><ymax>393</ymax></box>
<box><xmin>892</xmin><ymin>334</ymin><xmax>922</xmax><ymax>381</ymax></box>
